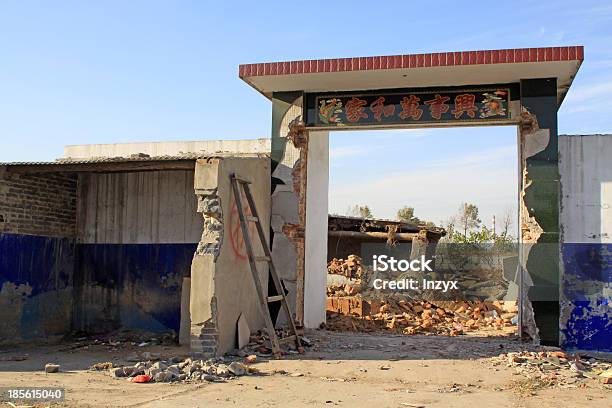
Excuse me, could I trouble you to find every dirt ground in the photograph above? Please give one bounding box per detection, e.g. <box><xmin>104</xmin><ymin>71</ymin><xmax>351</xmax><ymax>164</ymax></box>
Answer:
<box><xmin>0</xmin><ymin>330</ymin><xmax>609</xmax><ymax>408</ymax></box>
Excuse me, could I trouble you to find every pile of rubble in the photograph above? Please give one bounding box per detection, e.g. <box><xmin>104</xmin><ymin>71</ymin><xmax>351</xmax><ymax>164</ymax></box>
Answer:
<box><xmin>105</xmin><ymin>356</ymin><xmax>255</xmax><ymax>383</ymax></box>
<box><xmin>490</xmin><ymin>350</ymin><xmax>612</xmax><ymax>389</ymax></box>
<box><xmin>326</xmin><ymin>298</ymin><xmax>518</xmax><ymax>336</ymax></box>
<box><xmin>325</xmin><ymin>253</ymin><xmax>518</xmax><ymax>336</ymax></box>
<box><xmin>99</xmin><ymin>329</ymin><xmax>311</xmax><ymax>384</ymax></box>
<box><xmin>327</xmin><ymin>255</ymin><xmax>363</xmax><ymax>280</ymax></box>
<box><xmin>327</xmin><ymin>281</ymin><xmax>361</xmax><ymax>297</ymax></box>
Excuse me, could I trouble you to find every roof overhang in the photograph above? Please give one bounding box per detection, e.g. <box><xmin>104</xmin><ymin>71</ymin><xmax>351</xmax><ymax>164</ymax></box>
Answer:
<box><xmin>239</xmin><ymin>46</ymin><xmax>583</xmax><ymax>106</ymax></box>
<box><xmin>0</xmin><ymin>153</ymin><xmax>269</xmax><ymax>174</ymax></box>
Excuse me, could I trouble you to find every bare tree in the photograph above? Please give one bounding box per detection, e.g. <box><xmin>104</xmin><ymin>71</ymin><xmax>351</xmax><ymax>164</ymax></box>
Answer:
<box><xmin>500</xmin><ymin>207</ymin><xmax>514</xmax><ymax>239</ymax></box>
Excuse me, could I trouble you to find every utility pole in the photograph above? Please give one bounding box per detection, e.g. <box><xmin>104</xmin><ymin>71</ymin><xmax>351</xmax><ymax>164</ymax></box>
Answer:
<box><xmin>492</xmin><ymin>215</ymin><xmax>496</xmax><ymax>236</ymax></box>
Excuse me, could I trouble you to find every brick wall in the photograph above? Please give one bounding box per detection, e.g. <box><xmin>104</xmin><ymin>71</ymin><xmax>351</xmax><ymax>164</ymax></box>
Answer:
<box><xmin>0</xmin><ymin>168</ymin><xmax>77</xmax><ymax>237</ymax></box>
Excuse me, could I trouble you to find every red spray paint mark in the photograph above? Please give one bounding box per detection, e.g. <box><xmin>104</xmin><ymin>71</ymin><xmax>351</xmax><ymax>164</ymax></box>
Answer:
<box><xmin>228</xmin><ymin>193</ymin><xmax>256</xmax><ymax>261</ymax></box>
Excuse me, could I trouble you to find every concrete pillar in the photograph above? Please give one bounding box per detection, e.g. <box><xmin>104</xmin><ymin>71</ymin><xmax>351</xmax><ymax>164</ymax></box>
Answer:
<box><xmin>303</xmin><ymin>131</ymin><xmax>329</xmax><ymax>328</ymax></box>
<box><xmin>518</xmin><ymin>78</ymin><xmax>560</xmax><ymax>345</ymax></box>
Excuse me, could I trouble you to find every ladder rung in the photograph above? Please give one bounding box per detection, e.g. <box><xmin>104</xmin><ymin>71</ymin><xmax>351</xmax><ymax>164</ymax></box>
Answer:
<box><xmin>256</xmin><ymin>256</ymin><xmax>271</xmax><ymax>262</ymax></box>
<box><xmin>267</xmin><ymin>295</ymin><xmax>284</xmax><ymax>303</ymax></box>
<box><xmin>233</xmin><ymin>176</ymin><xmax>251</xmax><ymax>184</ymax></box>
<box><xmin>277</xmin><ymin>335</ymin><xmax>297</xmax><ymax>344</ymax></box>
<box><xmin>246</xmin><ymin>216</ymin><xmax>259</xmax><ymax>222</ymax></box>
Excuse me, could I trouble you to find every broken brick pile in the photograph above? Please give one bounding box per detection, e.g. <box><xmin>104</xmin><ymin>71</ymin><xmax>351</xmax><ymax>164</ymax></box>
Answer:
<box><xmin>490</xmin><ymin>350</ymin><xmax>612</xmax><ymax>389</ymax></box>
<box><xmin>325</xmin><ymin>254</ymin><xmax>518</xmax><ymax>336</ymax></box>
<box><xmin>327</xmin><ymin>255</ymin><xmax>363</xmax><ymax>280</ymax></box>
<box><xmin>326</xmin><ymin>298</ymin><xmax>518</xmax><ymax>336</ymax></box>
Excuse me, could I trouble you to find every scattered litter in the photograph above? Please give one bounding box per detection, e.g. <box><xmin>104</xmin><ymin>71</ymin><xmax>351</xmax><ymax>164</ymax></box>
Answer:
<box><xmin>129</xmin><ymin>374</ymin><xmax>151</xmax><ymax>383</ymax></box>
<box><xmin>490</xmin><ymin>350</ymin><xmax>612</xmax><ymax>389</ymax></box>
<box><xmin>44</xmin><ymin>363</ymin><xmax>60</xmax><ymax>373</ymax></box>
<box><xmin>89</xmin><ymin>362</ymin><xmax>114</xmax><ymax>371</ymax></box>
<box><xmin>320</xmin><ymin>376</ymin><xmax>345</xmax><ymax>382</ymax></box>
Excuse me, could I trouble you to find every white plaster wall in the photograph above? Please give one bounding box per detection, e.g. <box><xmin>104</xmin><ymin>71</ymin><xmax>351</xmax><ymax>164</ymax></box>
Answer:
<box><xmin>77</xmin><ymin>170</ymin><xmax>202</xmax><ymax>244</ymax></box>
<box><xmin>65</xmin><ymin>139</ymin><xmax>271</xmax><ymax>159</ymax></box>
<box><xmin>303</xmin><ymin>131</ymin><xmax>329</xmax><ymax>328</ymax></box>
<box><xmin>559</xmin><ymin>135</ymin><xmax>612</xmax><ymax>244</ymax></box>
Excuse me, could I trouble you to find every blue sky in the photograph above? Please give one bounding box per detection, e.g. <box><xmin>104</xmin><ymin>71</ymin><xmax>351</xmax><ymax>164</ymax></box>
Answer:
<box><xmin>1</xmin><ymin>1</ymin><xmax>611</xmax><ymax>227</ymax></box>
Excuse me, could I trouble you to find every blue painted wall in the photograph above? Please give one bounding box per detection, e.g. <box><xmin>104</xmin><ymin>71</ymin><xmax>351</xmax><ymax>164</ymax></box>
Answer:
<box><xmin>0</xmin><ymin>233</ymin><xmax>75</xmax><ymax>342</ymax></box>
<box><xmin>73</xmin><ymin>243</ymin><xmax>196</xmax><ymax>334</ymax></box>
<box><xmin>0</xmin><ymin>233</ymin><xmax>196</xmax><ymax>342</ymax></box>
<box><xmin>561</xmin><ymin>243</ymin><xmax>612</xmax><ymax>352</ymax></box>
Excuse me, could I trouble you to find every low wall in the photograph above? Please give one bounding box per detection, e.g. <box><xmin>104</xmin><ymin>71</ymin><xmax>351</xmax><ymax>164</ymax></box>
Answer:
<box><xmin>190</xmin><ymin>157</ymin><xmax>271</xmax><ymax>356</ymax></box>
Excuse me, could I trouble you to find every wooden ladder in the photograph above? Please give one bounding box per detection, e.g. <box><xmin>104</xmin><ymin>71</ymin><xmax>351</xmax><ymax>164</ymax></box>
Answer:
<box><xmin>230</xmin><ymin>173</ymin><xmax>304</xmax><ymax>357</ymax></box>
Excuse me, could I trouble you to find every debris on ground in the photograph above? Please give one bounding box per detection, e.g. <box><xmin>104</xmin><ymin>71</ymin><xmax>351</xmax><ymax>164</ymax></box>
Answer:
<box><xmin>0</xmin><ymin>354</ymin><xmax>28</xmax><ymax>362</ymax></box>
<box><xmin>58</xmin><ymin>329</ymin><xmax>177</xmax><ymax>352</ymax></box>
<box><xmin>129</xmin><ymin>374</ymin><xmax>152</xmax><ymax>383</ymax></box>
<box><xmin>490</xmin><ymin>350</ymin><xmax>612</xmax><ymax>390</ymax></box>
<box><xmin>99</xmin><ymin>328</ymin><xmax>313</xmax><ymax>385</ymax></box>
<box><xmin>239</xmin><ymin>329</ymin><xmax>309</xmax><ymax>356</ymax></box>
<box><xmin>107</xmin><ymin>356</ymin><xmax>255</xmax><ymax>383</ymax></box>
<box><xmin>326</xmin><ymin>297</ymin><xmax>517</xmax><ymax>336</ymax></box>
<box><xmin>44</xmin><ymin>363</ymin><xmax>60</xmax><ymax>373</ymax></box>
<box><xmin>325</xmin><ymin>254</ymin><xmax>518</xmax><ymax>337</ymax></box>
<box><xmin>89</xmin><ymin>362</ymin><xmax>114</xmax><ymax>371</ymax></box>
<box><xmin>327</xmin><ymin>255</ymin><xmax>364</xmax><ymax>280</ymax></box>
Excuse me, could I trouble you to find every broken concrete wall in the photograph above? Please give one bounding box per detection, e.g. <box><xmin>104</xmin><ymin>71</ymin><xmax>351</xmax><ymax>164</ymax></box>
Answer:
<box><xmin>559</xmin><ymin>134</ymin><xmax>612</xmax><ymax>352</ymax></box>
<box><xmin>269</xmin><ymin>92</ymin><xmax>306</xmax><ymax>327</ymax></box>
<box><xmin>0</xmin><ymin>168</ymin><xmax>77</xmax><ymax>344</ymax></box>
<box><xmin>518</xmin><ymin>78</ymin><xmax>560</xmax><ymax>345</ymax></box>
<box><xmin>190</xmin><ymin>157</ymin><xmax>271</xmax><ymax>356</ymax></box>
<box><xmin>74</xmin><ymin>170</ymin><xmax>201</xmax><ymax>336</ymax></box>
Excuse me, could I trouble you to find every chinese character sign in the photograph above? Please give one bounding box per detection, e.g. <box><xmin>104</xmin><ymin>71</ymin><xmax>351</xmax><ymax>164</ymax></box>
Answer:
<box><xmin>311</xmin><ymin>88</ymin><xmax>511</xmax><ymax>127</ymax></box>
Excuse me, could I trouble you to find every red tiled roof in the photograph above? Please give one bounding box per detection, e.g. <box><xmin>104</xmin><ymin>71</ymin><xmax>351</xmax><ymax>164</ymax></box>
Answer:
<box><xmin>239</xmin><ymin>46</ymin><xmax>584</xmax><ymax>78</ymax></box>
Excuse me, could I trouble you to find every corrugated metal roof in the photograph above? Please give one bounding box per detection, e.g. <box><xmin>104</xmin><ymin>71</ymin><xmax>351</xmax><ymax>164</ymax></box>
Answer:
<box><xmin>0</xmin><ymin>152</ymin><xmax>268</xmax><ymax>166</ymax></box>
